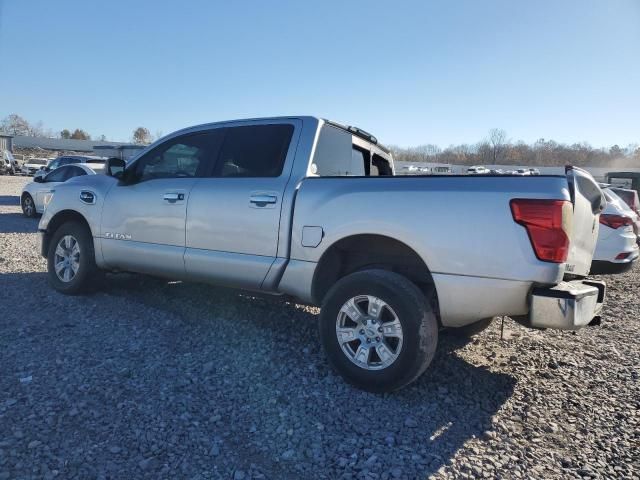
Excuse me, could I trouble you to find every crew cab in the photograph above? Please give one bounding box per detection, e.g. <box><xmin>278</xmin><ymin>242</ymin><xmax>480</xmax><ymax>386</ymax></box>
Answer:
<box><xmin>38</xmin><ymin>116</ymin><xmax>607</xmax><ymax>392</ymax></box>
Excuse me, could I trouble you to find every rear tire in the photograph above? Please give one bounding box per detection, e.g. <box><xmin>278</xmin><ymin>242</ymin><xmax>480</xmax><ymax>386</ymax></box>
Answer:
<box><xmin>319</xmin><ymin>269</ymin><xmax>438</xmax><ymax>392</ymax></box>
<box><xmin>47</xmin><ymin>221</ymin><xmax>102</xmax><ymax>295</ymax></box>
<box><xmin>21</xmin><ymin>194</ymin><xmax>36</xmax><ymax>217</ymax></box>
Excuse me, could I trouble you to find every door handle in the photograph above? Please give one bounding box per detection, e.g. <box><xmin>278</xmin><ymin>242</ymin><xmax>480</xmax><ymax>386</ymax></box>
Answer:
<box><xmin>163</xmin><ymin>192</ymin><xmax>184</xmax><ymax>202</ymax></box>
<box><xmin>249</xmin><ymin>194</ymin><xmax>277</xmax><ymax>206</ymax></box>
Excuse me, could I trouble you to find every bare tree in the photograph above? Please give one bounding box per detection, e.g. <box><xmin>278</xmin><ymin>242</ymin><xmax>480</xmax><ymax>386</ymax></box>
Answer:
<box><xmin>132</xmin><ymin>127</ymin><xmax>152</xmax><ymax>145</ymax></box>
<box><xmin>1</xmin><ymin>114</ymin><xmax>31</xmax><ymax>135</ymax></box>
<box><xmin>28</xmin><ymin>120</ymin><xmax>45</xmax><ymax>137</ymax></box>
<box><xmin>488</xmin><ymin>128</ymin><xmax>507</xmax><ymax>163</ymax></box>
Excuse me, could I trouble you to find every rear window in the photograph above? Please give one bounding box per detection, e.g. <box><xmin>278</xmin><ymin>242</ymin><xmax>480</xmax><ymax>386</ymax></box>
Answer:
<box><xmin>312</xmin><ymin>125</ymin><xmax>391</xmax><ymax>176</ymax></box>
<box><xmin>608</xmin><ymin>177</ymin><xmax>634</xmax><ymax>189</ymax></box>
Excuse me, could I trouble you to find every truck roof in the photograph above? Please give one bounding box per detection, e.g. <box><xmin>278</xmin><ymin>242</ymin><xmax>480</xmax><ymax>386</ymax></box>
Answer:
<box><xmin>167</xmin><ymin>116</ymin><xmax>392</xmax><ymax>155</ymax></box>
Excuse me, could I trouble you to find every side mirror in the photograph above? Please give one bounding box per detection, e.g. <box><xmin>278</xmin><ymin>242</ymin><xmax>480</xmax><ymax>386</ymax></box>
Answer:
<box><xmin>106</xmin><ymin>157</ymin><xmax>126</xmax><ymax>178</ymax></box>
<box><xmin>34</xmin><ymin>176</ymin><xmax>44</xmax><ymax>183</ymax></box>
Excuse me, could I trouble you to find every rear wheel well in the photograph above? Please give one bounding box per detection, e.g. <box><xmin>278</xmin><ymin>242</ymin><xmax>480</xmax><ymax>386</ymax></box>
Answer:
<box><xmin>42</xmin><ymin>210</ymin><xmax>92</xmax><ymax>256</ymax></box>
<box><xmin>312</xmin><ymin>234</ymin><xmax>438</xmax><ymax>313</ymax></box>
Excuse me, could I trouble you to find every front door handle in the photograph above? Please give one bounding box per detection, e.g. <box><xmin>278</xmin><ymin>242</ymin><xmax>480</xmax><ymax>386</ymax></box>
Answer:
<box><xmin>163</xmin><ymin>192</ymin><xmax>185</xmax><ymax>203</ymax></box>
<box><xmin>249</xmin><ymin>194</ymin><xmax>277</xmax><ymax>207</ymax></box>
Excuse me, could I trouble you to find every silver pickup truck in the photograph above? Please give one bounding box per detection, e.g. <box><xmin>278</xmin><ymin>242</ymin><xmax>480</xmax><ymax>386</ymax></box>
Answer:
<box><xmin>39</xmin><ymin>116</ymin><xmax>606</xmax><ymax>391</ymax></box>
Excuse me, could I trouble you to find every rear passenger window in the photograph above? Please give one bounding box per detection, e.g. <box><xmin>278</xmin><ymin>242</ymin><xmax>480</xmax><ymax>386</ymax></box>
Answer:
<box><xmin>215</xmin><ymin>124</ymin><xmax>294</xmax><ymax>177</ymax></box>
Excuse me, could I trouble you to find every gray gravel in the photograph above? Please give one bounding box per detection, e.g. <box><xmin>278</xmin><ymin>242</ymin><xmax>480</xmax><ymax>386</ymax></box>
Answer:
<box><xmin>1</xmin><ymin>175</ymin><xmax>638</xmax><ymax>479</ymax></box>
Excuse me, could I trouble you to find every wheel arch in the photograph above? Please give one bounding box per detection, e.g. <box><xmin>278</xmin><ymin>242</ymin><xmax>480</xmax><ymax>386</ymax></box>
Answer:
<box><xmin>41</xmin><ymin>210</ymin><xmax>92</xmax><ymax>257</ymax></box>
<box><xmin>311</xmin><ymin>234</ymin><xmax>439</xmax><ymax>317</ymax></box>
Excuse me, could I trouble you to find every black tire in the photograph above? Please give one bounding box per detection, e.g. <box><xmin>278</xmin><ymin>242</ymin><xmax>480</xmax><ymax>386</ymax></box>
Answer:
<box><xmin>21</xmin><ymin>193</ymin><xmax>36</xmax><ymax>218</ymax></box>
<box><xmin>319</xmin><ymin>269</ymin><xmax>438</xmax><ymax>392</ymax></box>
<box><xmin>448</xmin><ymin>317</ymin><xmax>494</xmax><ymax>338</ymax></box>
<box><xmin>47</xmin><ymin>221</ymin><xmax>102</xmax><ymax>295</ymax></box>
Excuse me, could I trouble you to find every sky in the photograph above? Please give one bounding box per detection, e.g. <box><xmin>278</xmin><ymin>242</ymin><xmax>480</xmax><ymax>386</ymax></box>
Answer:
<box><xmin>0</xmin><ymin>0</ymin><xmax>639</xmax><ymax>148</ymax></box>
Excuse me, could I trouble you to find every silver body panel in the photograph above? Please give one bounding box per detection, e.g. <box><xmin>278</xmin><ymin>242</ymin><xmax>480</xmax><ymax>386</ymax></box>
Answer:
<box><xmin>39</xmin><ymin>116</ymin><xmax>603</xmax><ymax>328</ymax></box>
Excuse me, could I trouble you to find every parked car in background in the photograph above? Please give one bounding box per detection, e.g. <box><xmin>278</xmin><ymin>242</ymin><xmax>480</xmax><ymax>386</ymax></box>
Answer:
<box><xmin>467</xmin><ymin>165</ymin><xmax>489</xmax><ymax>174</ymax></box>
<box><xmin>21</xmin><ymin>164</ymin><xmax>99</xmax><ymax>217</ymax></box>
<box><xmin>21</xmin><ymin>158</ymin><xmax>49</xmax><ymax>176</ymax></box>
<box><xmin>514</xmin><ymin>168</ymin><xmax>531</xmax><ymax>176</ymax></box>
<box><xmin>529</xmin><ymin>168</ymin><xmax>541</xmax><ymax>175</ymax></box>
<box><xmin>38</xmin><ymin>116</ymin><xmax>607</xmax><ymax>392</ymax></box>
<box><xmin>591</xmin><ymin>187</ymin><xmax>639</xmax><ymax>274</ymax></box>
<box><xmin>1</xmin><ymin>150</ymin><xmax>18</xmax><ymax>175</ymax></box>
<box><xmin>610</xmin><ymin>187</ymin><xmax>640</xmax><ymax>244</ymax></box>
<box><xmin>606</xmin><ymin>171</ymin><xmax>640</xmax><ymax>198</ymax></box>
<box><xmin>610</xmin><ymin>187</ymin><xmax>640</xmax><ymax>215</ymax></box>
<box><xmin>34</xmin><ymin>155</ymin><xmax>107</xmax><ymax>180</ymax></box>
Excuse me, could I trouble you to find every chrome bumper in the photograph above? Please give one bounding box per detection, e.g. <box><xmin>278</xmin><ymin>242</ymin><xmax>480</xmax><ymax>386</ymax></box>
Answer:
<box><xmin>528</xmin><ymin>280</ymin><xmax>606</xmax><ymax>330</ymax></box>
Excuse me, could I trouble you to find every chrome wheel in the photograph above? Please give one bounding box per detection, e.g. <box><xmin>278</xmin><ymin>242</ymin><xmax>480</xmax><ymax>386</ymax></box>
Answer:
<box><xmin>23</xmin><ymin>196</ymin><xmax>34</xmax><ymax>216</ymax></box>
<box><xmin>54</xmin><ymin>235</ymin><xmax>80</xmax><ymax>282</ymax></box>
<box><xmin>336</xmin><ymin>295</ymin><xmax>404</xmax><ymax>370</ymax></box>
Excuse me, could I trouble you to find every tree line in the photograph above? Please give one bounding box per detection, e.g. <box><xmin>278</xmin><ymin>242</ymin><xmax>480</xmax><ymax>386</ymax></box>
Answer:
<box><xmin>389</xmin><ymin>128</ymin><xmax>640</xmax><ymax>168</ymax></box>
<box><xmin>2</xmin><ymin>113</ymin><xmax>638</xmax><ymax>165</ymax></box>
<box><xmin>0</xmin><ymin>113</ymin><xmax>157</xmax><ymax>145</ymax></box>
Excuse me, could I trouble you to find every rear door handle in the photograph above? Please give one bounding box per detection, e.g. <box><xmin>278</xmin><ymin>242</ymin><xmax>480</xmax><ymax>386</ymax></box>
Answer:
<box><xmin>249</xmin><ymin>194</ymin><xmax>277</xmax><ymax>207</ymax></box>
<box><xmin>163</xmin><ymin>192</ymin><xmax>184</xmax><ymax>202</ymax></box>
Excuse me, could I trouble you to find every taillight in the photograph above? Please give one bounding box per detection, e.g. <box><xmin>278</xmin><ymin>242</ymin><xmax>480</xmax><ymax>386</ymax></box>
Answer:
<box><xmin>510</xmin><ymin>199</ymin><xmax>572</xmax><ymax>263</ymax></box>
<box><xmin>599</xmin><ymin>214</ymin><xmax>633</xmax><ymax>229</ymax></box>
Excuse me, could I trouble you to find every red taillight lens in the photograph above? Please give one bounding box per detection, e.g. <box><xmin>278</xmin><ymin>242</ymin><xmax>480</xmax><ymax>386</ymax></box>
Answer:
<box><xmin>510</xmin><ymin>199</ymin><xmax>571</xmax><ymax>263</ymax></box>
<box><xmin>599</xmin><ymin>214</ymin><xmax>633</xmax><ymax>229</ymax></box>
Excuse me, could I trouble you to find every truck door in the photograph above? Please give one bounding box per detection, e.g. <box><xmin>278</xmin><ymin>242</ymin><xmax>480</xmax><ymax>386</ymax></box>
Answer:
<box><xmin>185</xmin><ymin>120</ymin><xmax>300</xmax><ymax>290</ymax></box>
<box><xmin>100</xmin><ymin>130</ymin><xmax>223</xmax><ymax>277</ymax></box>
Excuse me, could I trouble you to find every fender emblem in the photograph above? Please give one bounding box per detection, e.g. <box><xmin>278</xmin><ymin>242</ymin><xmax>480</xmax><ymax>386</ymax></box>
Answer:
<box><xmin>104</xmin><ymin>232</ymin><xmax>132</xmax><ymax>240</ymax></box>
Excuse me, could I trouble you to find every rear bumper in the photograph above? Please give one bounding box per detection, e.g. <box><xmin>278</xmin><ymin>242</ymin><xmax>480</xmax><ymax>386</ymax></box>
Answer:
<box><xmin>526</xmin><ymin>280</ymin><xmax>606</xmax><ymax>330</ymax></box>
<box><xmin>590</xmin><ymin>259</ymin><xmax>636</xmax><ymax>275</ymax></box>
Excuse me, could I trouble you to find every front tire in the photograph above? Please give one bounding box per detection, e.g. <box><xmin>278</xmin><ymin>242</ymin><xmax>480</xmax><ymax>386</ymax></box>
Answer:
<box><xmin>319</xmin><ymin>269</ymin><xmax>438</xmax><ymax>392</ymax></box>
<box><xmin>21</xmin><ymin>194</ymin><xmax>36</xmax><ymax>217</ymax></box>
<box><xmin>47</xmin><ymin>221</ymin><xmax>101</xmax><ymax>295</ymax></box>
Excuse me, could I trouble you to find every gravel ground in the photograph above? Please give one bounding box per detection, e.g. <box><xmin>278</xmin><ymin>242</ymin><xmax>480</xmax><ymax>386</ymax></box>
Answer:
<box><xmin>0</xmin><ymin>175</ymin><xmax>638</xmax><ymax>480</ymax></box>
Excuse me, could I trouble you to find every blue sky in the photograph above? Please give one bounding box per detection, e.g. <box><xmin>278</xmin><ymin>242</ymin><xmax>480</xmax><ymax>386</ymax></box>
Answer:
<box><xmin>0</xmin><ymin>0</ymin><xmax>638</xmax><ymax>147</ymax></box>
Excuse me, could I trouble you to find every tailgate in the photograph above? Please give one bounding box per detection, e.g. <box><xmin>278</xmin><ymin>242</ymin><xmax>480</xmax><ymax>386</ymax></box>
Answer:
<box><xmin>565</xmin><ymin>167</ymin><xmax>606</xmax><ymax>276</ymax></box>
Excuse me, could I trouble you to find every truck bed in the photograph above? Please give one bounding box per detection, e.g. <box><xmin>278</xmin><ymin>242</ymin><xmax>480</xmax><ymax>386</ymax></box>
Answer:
<box><xmin>277</xmin><ymin>173</ymin><xmax>599</xmax><ymax>326</ymax></box>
